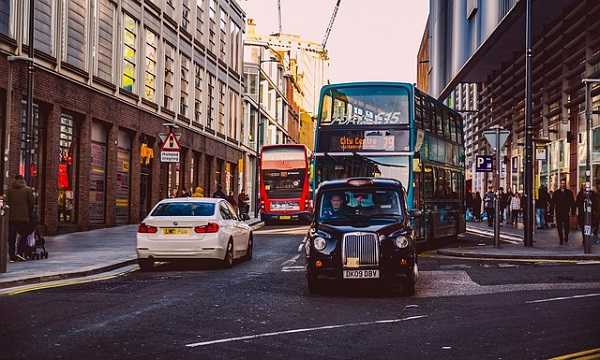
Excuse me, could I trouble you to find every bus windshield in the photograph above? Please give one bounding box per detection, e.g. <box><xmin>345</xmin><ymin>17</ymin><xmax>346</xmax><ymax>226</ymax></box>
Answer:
<box><xmin>314</xmin><ymin>155</ymin><xmax>410</xmax><ymax>188</ymax></box>
<box><xmin>263</xmin><ymin>169</ymin><xmax>305</xmax><ymax>199</ymax></box>
<box><xmin>320</xmin><ymin>85</ymin><xmax>410</xmax><ymax>127</ymax></box>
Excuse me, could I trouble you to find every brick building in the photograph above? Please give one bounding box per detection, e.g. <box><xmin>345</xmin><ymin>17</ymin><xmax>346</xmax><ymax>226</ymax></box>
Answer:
<box><xmin>0</xmin><ymin>0</ymin><xmax>246</xmax><ymax>234</ymax></box>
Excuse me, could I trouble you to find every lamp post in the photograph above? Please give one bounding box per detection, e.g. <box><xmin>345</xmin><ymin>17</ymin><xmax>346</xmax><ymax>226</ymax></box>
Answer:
<box><xmin>524</xmin><ymin>0</ymin><xmax>535</xmax><ymax>247</ymax></box>
<box><xmin>582</xmin><ymin>79</ymin><xmax>600</xmax><ymax>254</ymax></box>
<box><xmin>253</xmin><ymin>56</ymin><xmax>280</xmax><ymax>219</ymax></box>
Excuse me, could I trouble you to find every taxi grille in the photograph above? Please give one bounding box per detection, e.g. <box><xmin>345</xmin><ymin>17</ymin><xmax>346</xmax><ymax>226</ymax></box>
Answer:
<box><xmin>342</xmin><ymin>233</ymin><xmax>379</xmax><ymax>266</ymax></box>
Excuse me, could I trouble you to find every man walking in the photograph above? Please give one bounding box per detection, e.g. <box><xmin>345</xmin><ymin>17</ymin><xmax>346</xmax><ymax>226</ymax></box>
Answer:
<box><xmin>552</xmin><ymin>179</ymin><xmax>575</xmax><ymax>245</ymax></box>
<box><xmin>6</xmin><ymin>175</ymin><xmax>34</xmax><ymax>261</ymax></box>
<box><xmin>484</xmin><ymin>187</ymin><xmax>495</xmax><ymax>227</ymax></box>
<box><xmin>536</xmin><ymin>185</ymin><xmax>550</xmax><ymax>229</ymax></box>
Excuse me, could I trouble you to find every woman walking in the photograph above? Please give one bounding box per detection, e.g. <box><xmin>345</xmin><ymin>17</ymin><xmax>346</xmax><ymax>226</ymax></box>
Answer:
<box><xmin>510</xmin><ymin>192</ymin><xmax>521</xmax><ymax>226</ymax></box>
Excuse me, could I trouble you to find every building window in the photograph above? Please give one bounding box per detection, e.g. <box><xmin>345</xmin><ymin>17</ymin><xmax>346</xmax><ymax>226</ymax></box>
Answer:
<box><xmin>0</xmin><ymin>0</ymin><xmax>11</xmax><ymax>36</ymax></box>
<box><xmin>207</xmin><ymin>74</ymin><xmax>216</xmax><ymax>128</ymax></box>
<box><xmin>228</xmin><ymin>90</ymin><xmax>235</xmax><ymax>138</ymax></box>
<box><xmin>219</xmin><ymin>8</ymin><xmax>227</xmax><ymax>60</ymax></box>
<box><xmin>194</xmin><ymin>64</ymin><xmax>204</xmax><ymax>126</ymax></box>
<box><xmin>166</xmin><ymin>0</ymin><xmax>175</xmax><ymax>11</ymax></box>
<box><xmin>181</xmin><ymin>0</ymin><xmax>190</xmax><ymax>32</ymax></box>
<box><xmin>64</xmin><ymin>0</ymin><xmax>87</xmax><ymax>69</ymax></box>
<box><xmin>95</xmin><ymin>0</ymin><xmax>115</xmax><ymax>83</ymax></box>
<box><xmin>121</xmin><ymin>13</ymin><xmax>137</xmax><ymax>93</ymax></box>
<box><xmin>196</xmin><ymin>0</ymin><xmax>204</xmax><ymax>40</ymax></box>
<box><xmin>209</xmin><ymin>0</ymin><xmax>215</xmax><ymax>20</ymax></box>
<box><xmin>58</xmin><ymin>113</ymin><xmax>79</xmax><ymax>224</ymax></box>
<box><xmin>30</xmin><ymin>0</ymin><xmax>54</xmax><ymax>55</ymax></box>
<box><xmin>180</xmin><ymin>54</ymin><xmax>190</xmax><ymax>116</ymax></box>
<box><xmin>144</xmin><ymin>29</ymin><xmax>157</xmax><ymax>102</ymax></box>
<box><xmin>218</xmin><ymin>81</ymin><xmax>226</xmax><ymax>134</ymax></box>
<box><xmin>164</xmin><ymin>42</ymin><xmax>175</xmax><ymax>111</ymax></box>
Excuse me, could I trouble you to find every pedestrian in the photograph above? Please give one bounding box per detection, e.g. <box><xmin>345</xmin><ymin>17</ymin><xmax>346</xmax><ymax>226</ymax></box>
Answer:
<box><xmin>192</xmin><ymin>186</ymin><xmax>205</xmax><ymax>197</ymax></box>
<box><xmin>498</xmin><ymin>187</ymin><xmax>507</xmax><ymax>224</ymax></box>
<box><xmin>226</xmin><ymin>191</ymin><xmax>237</xmax><ymax>212</ymax></box>
<box><xmin>510</xmin><ymin>192</ymin><xmax>521</xmax><ymax>226</ymax></box>
<box><xmin>5</xmin><ymin>175</ymin><xmax>34</xmax><ymax>262</ymax></box>
<box><xmin>536</xmin><ymin>185</ymin><xmax>550</xmax><ymax>229</ymax></box>
<box><xmin>212</xmin><ymin>185</ymin><xmax>227</xmax><ymax>199</ymax></box>
<box><xmin>484</xmin><ymin>187</ymin><xmax>495</xmax><ymax>227</ymax></box>
<box><xmin>237</xmin><ymin>189</ymin><xmax>250</xmax><ymax>219</ymax></box>
<box><xmin>473</xmin><ymin>192</ymin><xmax>482</xmax><ymax>222</ymax></box>
<box><xmin>552</xmin><ymin>179</ymin><xmax>576</xmax><ymax>245</ymax></box>
<box><xmin>576</xmin><ymin>185</ymin><xmax>599</xmax><ymax>241</ymax></box>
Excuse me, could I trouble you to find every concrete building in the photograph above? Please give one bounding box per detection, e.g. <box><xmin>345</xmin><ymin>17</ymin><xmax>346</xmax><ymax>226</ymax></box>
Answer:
<box><xmin>0</xmin><ymin>0</ymin><xmax>246</xmax><ymax>234</ymax></box>
<box><xmin>245</xmin><ymin>22</ymin><xmax>330</xmax><ymax>151</ymax></box>
<box><xmin>426</xmin><ymin>0</ymin><xmax>600</xmax><ymax>195</ymax></box>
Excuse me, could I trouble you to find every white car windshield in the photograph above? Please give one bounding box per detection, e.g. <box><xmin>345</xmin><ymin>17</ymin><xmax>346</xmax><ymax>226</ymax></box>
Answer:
<box><xmin>151</xmin><ymin>202</ymin><xmax>216</xmax><ymax>217</ymax></box>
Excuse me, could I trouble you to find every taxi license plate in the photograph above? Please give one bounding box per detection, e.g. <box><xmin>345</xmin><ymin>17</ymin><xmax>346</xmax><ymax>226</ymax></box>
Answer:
<box><xmin>279</xmin><ymin>215</ymin><xmax>291</xmax><ymax>220</ymax></box>
<box><xmin>162</xmin><ymin>228</ymin><xmax>191</xmax><ymax>235</ymax></box>
<box><xmin>343</xmin><ymin>269</ymin><xmax>379</xmax><ymax>279</ymax></box>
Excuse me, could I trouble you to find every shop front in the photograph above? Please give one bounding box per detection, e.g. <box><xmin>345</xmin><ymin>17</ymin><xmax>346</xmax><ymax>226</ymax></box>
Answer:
<box><xmin>90</xmin><ymin>121</ymin><xmax>108</xmax><ymax>225</ymax></box>
<box><xmin>115</xmin><ymin>130</ymin><xmax>132</xmax><ymax>225</ymax></box>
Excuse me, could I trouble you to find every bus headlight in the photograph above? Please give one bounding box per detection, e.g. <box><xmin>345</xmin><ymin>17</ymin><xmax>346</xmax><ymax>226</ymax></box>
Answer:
<box><xmin>314</xmin><ymin>237</ymin><xmax>327</xmax><ymax>251</ymax></box>
<box><xmin>395</xmin><ymin>236</ymin><xmax>410</xmax><ymax>249</ymax></box>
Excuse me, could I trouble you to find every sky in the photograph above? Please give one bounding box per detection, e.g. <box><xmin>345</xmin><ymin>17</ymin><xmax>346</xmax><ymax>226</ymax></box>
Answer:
<box><xmin>240</xmin><ymin>0</ymin><xmax>429</xmax><ymax>83</ymax></box>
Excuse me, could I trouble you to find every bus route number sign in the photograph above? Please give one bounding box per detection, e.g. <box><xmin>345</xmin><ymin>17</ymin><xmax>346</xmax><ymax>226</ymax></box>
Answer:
<box><xmin>475</xmin><ymin>155</ymin><xmax>493</xmax><ymax>173</ymax></box>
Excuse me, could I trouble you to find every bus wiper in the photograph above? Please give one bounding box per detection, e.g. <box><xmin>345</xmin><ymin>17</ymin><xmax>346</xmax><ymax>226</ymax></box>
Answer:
<box><xmin>368</xmin><ymin>213</ymin><xmax>401</xmax><ymax>218</ymax></box>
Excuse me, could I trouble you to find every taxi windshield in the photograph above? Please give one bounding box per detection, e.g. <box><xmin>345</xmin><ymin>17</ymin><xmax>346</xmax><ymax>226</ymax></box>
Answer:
<box><xmin>318</xmin><ymin>189</ymin><xmax>403</xmax><ymax>222</ymax></box>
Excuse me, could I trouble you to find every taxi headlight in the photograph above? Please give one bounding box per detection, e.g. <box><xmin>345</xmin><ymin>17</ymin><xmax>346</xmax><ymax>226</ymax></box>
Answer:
<box><xmin>313</xmin><ymin>237</ymin><xmax>327</xmax><ymax>251</ymax></box>
<box><xmin>395</xmin><ymin>235</ymin><xmax>410</xmax><ymax>249</ymax></box>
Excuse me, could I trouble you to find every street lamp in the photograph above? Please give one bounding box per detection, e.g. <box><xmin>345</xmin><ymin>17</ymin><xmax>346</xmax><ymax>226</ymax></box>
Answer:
<box><xmin>582</xmin><ymin>79</ymin><xmax>600</xmax><ymax>254</ymax></box>
<box><xmin>253</xmin><ymin>55</ymin><xmax>280</xmax><ymax>218</ymax></box>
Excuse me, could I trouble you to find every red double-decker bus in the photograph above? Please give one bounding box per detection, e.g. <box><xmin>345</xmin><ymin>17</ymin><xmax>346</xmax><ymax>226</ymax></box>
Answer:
<box><xmin>259</xmin><ymin>144</ymin><xmax>312</xmax><ymax>224</ymax></box>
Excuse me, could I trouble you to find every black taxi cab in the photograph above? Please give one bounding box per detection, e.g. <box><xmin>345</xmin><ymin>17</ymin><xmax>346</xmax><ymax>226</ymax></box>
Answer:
<box><xmin>304</xmin><ymin>178</ymin><xmax>418</xmax><ymax>295</ymax></box>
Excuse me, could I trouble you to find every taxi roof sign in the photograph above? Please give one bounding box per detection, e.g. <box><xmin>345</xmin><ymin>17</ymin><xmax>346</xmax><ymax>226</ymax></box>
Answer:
<box><xmin>161</xmin><ymin>131</ymin><xmax>181</xmax><ymax>151</ymax></box>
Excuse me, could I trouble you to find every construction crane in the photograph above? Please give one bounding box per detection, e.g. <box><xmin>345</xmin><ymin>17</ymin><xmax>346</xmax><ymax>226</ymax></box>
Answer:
<box><xmin>321</xmin><ymin>0</ymin><xmax>341</xmax><ymax>50</ymax></box>
<box><xmin>277</xmin><ymin>0</ymin><xmax>282</xmax><ymax>33</ymax></box>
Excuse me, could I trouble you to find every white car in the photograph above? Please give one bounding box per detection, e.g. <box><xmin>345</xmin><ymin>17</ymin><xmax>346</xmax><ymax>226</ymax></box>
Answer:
<box><xmin>136</xmin><ymin>198</ymin><xmax>253</xmax><ymax>270</ymax></box>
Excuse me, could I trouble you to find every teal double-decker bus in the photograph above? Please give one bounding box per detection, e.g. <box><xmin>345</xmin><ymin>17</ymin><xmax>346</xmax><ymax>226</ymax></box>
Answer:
<box><xmin>312</xmin><ymin>82</ymin><xmax>465</xmax><ymax>244</ymax></box>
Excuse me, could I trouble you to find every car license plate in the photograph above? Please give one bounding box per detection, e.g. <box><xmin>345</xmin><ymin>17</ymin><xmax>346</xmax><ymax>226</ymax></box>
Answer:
<box><xmin>343</xmin><ymin>269</ymin><xmax>379</xmax><ymax>279</ymax></box>
<box><xmin>279</xmin><ymin>215</ymin><xmax>291</xmax><ymax>220</ymax></box>
<box><xmin>162</xmin><ymin>228</ymin><xmax>191</xmax><ymax>235</ymax></box>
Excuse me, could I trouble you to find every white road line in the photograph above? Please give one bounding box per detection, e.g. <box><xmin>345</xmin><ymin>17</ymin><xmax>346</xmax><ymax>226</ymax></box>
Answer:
<box><xmin>185</xmin><ymin>315</ymin><xmax>428</xmax><ymax>348</ymax></box>
<box><xmin>526</xmin><ymin>292</ymin><xmax>600</xmax><ymax>304</ymax></box>
<box><xmin>281</xmin><ymin>254</ymin><xmax>301</xmax><ymax>266</ymax></box>
<box><xmin>281</xmin><ymin>266</ymin><xmax>305</xmax><ymax>272</ymax></box>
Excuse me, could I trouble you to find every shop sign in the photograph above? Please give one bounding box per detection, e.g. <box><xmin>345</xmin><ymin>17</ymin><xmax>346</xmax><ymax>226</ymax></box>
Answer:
<box><xmin>536</xmin><ymin>147</ymin><xmax>547</xmax><ymax>161</ymax></box>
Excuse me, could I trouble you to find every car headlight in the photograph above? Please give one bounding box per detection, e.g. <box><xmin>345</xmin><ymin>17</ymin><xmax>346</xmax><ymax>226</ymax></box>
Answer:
<box><xmin>314</xmin><ymin>237</ymin><xmax>327</xmax><ymax>251</ymax></box>
<box><xmin>395</xmin><ymin>235</ymin><xmax>410</xmax><ymax>249</ymax></box>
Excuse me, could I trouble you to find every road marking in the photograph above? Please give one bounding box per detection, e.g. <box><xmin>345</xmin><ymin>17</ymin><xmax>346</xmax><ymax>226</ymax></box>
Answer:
<box><xmin>254</xmin><ymin>226</ymin><xmax>309</xmax><ymax>235</ymax></box>
<box><xmin>422</xmin><ymin>252</ymin><xmax>592</xmax><ymax>265</ymax></box>
<box><xmin>0</xmin><ymin>265</ymin><xmax>138</xmax><ymax>296</ymax></box>
<box><xmin>281</xmin><ymin>266</ymin><xmax>305</xmax><ymax>272</ymax></box>
<box><xmin>466</xmin><ymin>226</ymin><xmax>523</xmax><ymax>244</ymax></box>
<box><xmin>281</xmin><ymin>254</ymin><xmax>300</xmax><ymax>266</ymax></box>
<box><xmin>549</xmin><ymin>347</ymin><xmax>600</xmax><ymax>360</ymax></box>
<box><xmin>525</xmin><ymin>293</ymin><xmax>600</xmax><ymax>304</ymax></box>
<box><xmin>185</xmin><ymin>315</ymin><xmax>428</xmax><ymax>348</ymax></box>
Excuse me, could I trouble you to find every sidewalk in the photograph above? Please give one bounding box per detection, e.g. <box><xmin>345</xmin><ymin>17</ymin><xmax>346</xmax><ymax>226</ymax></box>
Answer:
<box><xmin>0</xmin><ymin>218</ymin><xmax>263</xmax><ymax>289</ymax></box>
<box><xmin>439</xmin><ymin>221</ymin><xmax>600</xmax><ymax>260</ymax></box>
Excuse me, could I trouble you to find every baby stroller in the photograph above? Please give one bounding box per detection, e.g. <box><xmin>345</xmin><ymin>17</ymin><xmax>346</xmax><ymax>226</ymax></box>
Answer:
<box><xmin>23</xmin><ymin>230</ymin><xmax>49</xmax><ymax>260</ymax></box>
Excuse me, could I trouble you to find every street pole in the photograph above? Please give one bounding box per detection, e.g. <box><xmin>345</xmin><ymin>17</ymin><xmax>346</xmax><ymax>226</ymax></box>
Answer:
<box><xmin>524</xmin><ymin>0</ymin><xmax>534</xmax><ymax>247</ymax></box>
<box><xmin>253</xmin><ymin>78</ymin><xmax>262</xmax><ymax>218</ymax></box>
<box><xmin>495</xmin><ymin>127</ymin><xmax>501</xmax><ymax>248</ymax></box>
<box><xmin>582</xmin><ymin>79</ymin><xmax>599</xmax><ymax>254</ymax></box>
<box><xmin>25</xmin><ymin>0</ymin><xmax>35</xmax><ymax>186</ymax></box>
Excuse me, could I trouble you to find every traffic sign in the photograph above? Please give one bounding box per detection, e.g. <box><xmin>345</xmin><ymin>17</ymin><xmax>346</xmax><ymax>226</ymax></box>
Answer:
<box><xmin>475</xmin><ymin>155</ymin><xmax>493</xmax><ymax>173</ymax></box>
<box><xmin>161</xmin><ymin>131</ymin><xmax>181</xmax><ymax>151</ymax></box>
<box><xmin>483</xmin><ymin>127</ymin><xmax>510</xmax><ymax>150</ymax></box>
<box><xmin>160</xmin><ymin>151</ymin><xmax>180</xmax><ymax>163</ymax></box>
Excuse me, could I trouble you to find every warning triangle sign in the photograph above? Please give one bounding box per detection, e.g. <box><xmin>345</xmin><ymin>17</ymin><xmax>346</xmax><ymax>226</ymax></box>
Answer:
<box><xmin>161</xmin><ymin>131</ymin><xmax>181</xmax><ymax>151</ymax></box>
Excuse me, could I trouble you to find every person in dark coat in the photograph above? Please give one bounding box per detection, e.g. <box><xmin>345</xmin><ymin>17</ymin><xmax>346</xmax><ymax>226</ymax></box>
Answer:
<box><xmin>473</xmin><ymin>192</ymin><xmax>482</xmax><ymax>222</ymax></box>
<box><xmin>484</xmin><ymin>187</ymin><xmax>495</xmax><ymax>227</ymax></box>
<box><xmin>5</xmin><ymin>175</ymin><xmax>34</xmax><ymax>261</ymax></box>
<box><xmin>212</xmin><ymin>185</ymin><xmax>227</xmax><ymax>199</ymax></box>
<box><xmin>552</xmin><ymin>179</ymin><xmax>576</xmax><ymax>245</ymax></box>
<box><xmin>536</xmin><ymin>185</ymin><xmax>550</xmax><ymax>229</ymax></box>
<box><xmin>576</xmin><ymin>185</ymin><xmax>600</xmax><ymax>240</ymax></box>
